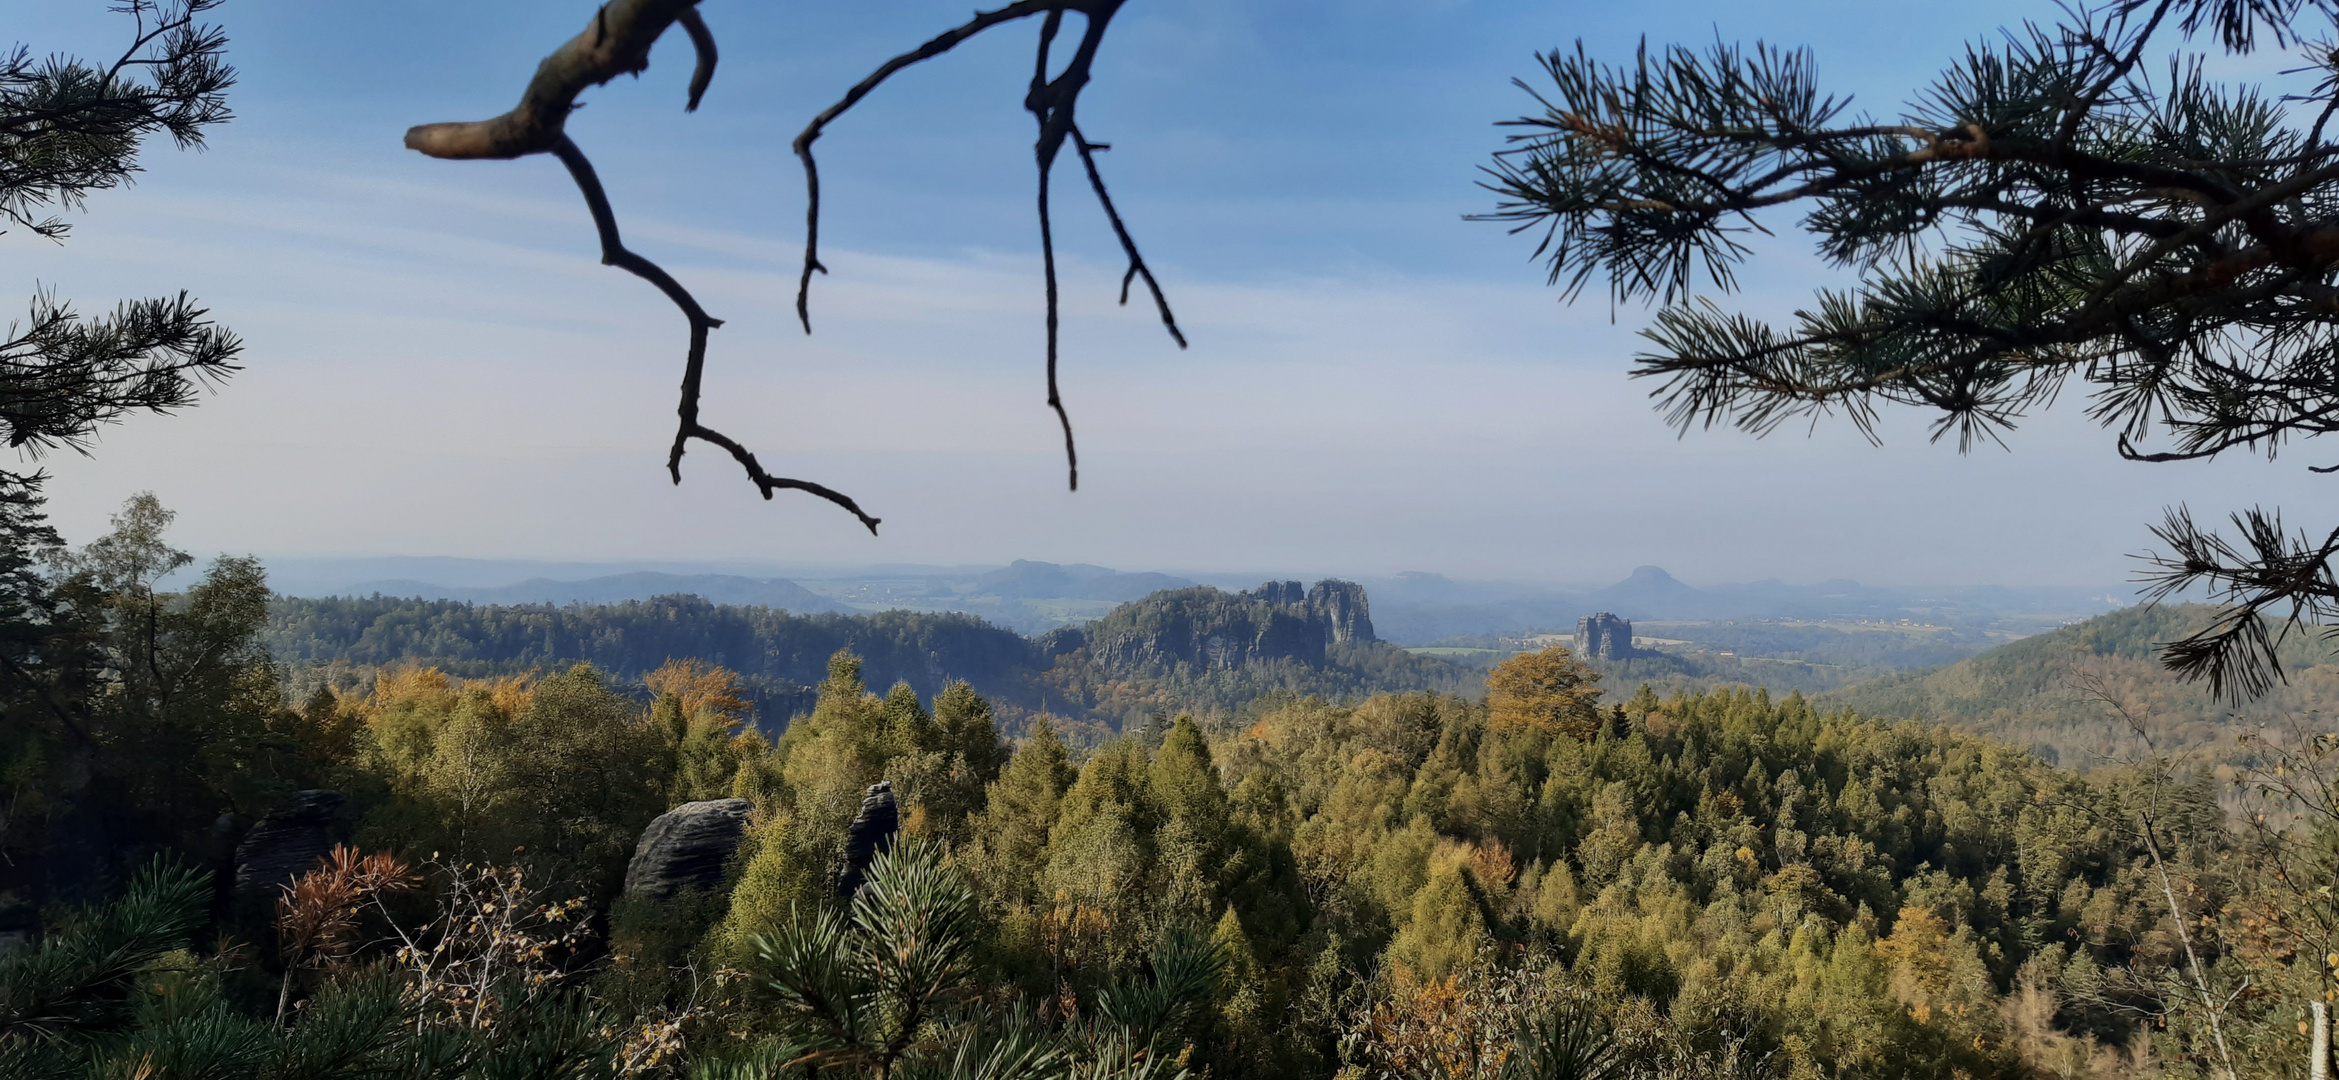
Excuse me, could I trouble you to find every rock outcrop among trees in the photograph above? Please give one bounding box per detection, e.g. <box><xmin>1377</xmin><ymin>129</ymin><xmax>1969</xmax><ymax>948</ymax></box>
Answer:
<box><xmin>620</xmin><ymin>797</ymin><xmax>751</xmax><ymax>900</ymax></box>
<box><xmin>1572</xmin><ymin>612</ymin><xmax>1638</xmax><ymax>660</ymax></box>
<box><xmin>231</xmin><ymin>790</ymin><xmax>347</xmax><ymax>906</ymax></box>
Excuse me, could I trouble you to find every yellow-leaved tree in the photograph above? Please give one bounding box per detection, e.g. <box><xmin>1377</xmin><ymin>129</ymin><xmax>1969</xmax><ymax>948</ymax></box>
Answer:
<box><xmin>1485</xmin><ymin>645</ymin><xmax>1603</xmax><ymax>740</ymax></box>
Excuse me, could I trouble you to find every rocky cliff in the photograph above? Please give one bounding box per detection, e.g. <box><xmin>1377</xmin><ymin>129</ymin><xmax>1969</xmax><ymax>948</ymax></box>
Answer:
<box><xmin>1306</xmin><ymin>579</ymin><xmax>1375</xmax><ymax>644</ymax></box>
<box><xmin>1082</xmin><ymin>579</ymin><xmax>1377</xmax><ymax>674</ymax></box>
<box><xmin>1574</xmin><ymin>611</ymin><xmax>1638</xmax><ymax>660</ymax></box>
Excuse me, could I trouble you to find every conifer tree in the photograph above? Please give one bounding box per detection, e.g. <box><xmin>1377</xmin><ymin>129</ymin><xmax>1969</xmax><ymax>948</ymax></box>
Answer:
<box><xmin>1482</xmin><ymin>0</ymin><xmax>2339</xmax><ymax>696</ymax></box>
<box><xmin>935</xmin><ymin>680</ymin><xmax>1009</xmax><ymax>787</ymax></box>
<box><xmin>880</xmin><ymin>681</ymin><xmax>938</xmax><ymax>759</ymax></box>
<box><xmin>1149</xmin><ymin>717</ymin><xmax>1230</xmax><ymax>838</ymax></box>
<box><xmin>2</xmin><ymin>1</ymin><xmax>240</xmax><ymax>525</ymax></box>
<box><xmin>973</xmin><ymin>717</ymin><xmax>1076</xmax><ymax>911</ymax></box>
<box><xmin>1151</xmin><ymin>717</ymin><xmax>1231</xmax><ymax>925</ymax></box>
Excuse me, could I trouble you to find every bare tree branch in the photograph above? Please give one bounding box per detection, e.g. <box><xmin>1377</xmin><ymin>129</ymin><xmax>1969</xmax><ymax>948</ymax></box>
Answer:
<box><xmin>409</xmin><ymin>0</ymin><xmax>1181</xmax><ymax>518</ymax></box>
<box><xmin>678</xmin><ymin>6</ymin><xmax>716</xmax><ymax>113</ymax></box>
<box><xmin>790</xmin><ymin>0</ymin><xmax>1062</xmax><ymax>333</ymax></box>
<box><xmin>549</xmin><ymin>136</ymin><xmax>880</xmax><ymax>534</ymax></box>
<box><xmin>1072</xmin><ymin>127</ymin><xmax>1184</xmax><ymax>347</ymax></box>
<box><xmin>407</xmin><ymin>0</ymin><xmax>881</xmax><ymax>531</ymax></box>
<box><xmin>403</xmin><ymin>0</ymin><xmax>698</xmax><ymax>160</ymax></box>
<box><xmin>791</xmin><ymin>0</ymin><xmax>1185</xmax><ymax>492</ymax></box>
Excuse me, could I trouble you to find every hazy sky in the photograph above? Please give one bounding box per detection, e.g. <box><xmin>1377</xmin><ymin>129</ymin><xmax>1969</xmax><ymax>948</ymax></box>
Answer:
<box><xmin>11</xmin><ymin>0</ymin><xmax>2332</xmax><ymax>588</ymax></box>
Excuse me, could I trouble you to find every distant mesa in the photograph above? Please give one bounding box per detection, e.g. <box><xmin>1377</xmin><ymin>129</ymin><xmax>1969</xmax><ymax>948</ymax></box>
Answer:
<box><xmin>1084</xmin><ymin>578</ymin><xmax>1378</xmax><ymax>673</ymax></box>
<box><xmin>1575</xmin><ymin>565</ymin><xmax>1706</xmax><ymax>617</ymax></box>
<box><xmin>1574</xmin><ymin>611</ymin><xmax>1642</xmax><ymax>660</ymax></box>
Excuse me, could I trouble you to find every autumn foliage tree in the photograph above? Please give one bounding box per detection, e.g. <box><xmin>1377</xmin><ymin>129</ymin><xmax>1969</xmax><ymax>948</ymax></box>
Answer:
<box><xmin>1485</xmin><ymin>645</ymin><xmax>1603</xmax><ymax>739</ymax></box>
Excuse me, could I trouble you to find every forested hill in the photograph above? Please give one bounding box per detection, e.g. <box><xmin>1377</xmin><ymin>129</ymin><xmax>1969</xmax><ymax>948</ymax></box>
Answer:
<box><xmin>1035</xmin><ymin>580</ymin><xmax>1479</xmax><ymax>727</ymax></box>
<box><xmin>267</xmin><ymin>595</ymin><xmax>1043</xmax><ymax>722</ymax></box>
<box><xmin>1819</xmin><ymin>603</ymin><xmax>2339</xmax><ymax>767</ymax></box>
<box><xmin>266</xmin><ymin>580</ymin><xmax>1476</xmax><ymax>731</ymax></box>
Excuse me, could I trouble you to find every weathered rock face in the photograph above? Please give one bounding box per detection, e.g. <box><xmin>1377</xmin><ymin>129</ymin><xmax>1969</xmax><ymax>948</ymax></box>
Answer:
<box><xmin>1080</xmin><ymin>579</ymin><xmax>1381</xmax><ymax>675</ymax></box>
<box><xmin>836</xmin><ymin>782</ymin><xmax>899</xmax><ymax>898</ymax></box>
<box><xmin>623</xmin><ymin>798</ymin><xmax>753</xmax><ymax>900</ymax></box>
<box><xmin>1308</xmin><ymin>579</ymin><xmax>1375</xmax><ymax>645</ymax></box>
<box><xmin>234</xmin><ymin>790</ymin><xmax>348</xmax><ymax>903</ymax></box>
<box><xmin>1574</xmin><ymin>612</ymin><xmax>1637</xmax><ymax>660</ymax></box>
<box><xmin>1252</xmin><ymin>580</ymin><xmax>1308</xmax><ymax>607</ymax></box>
<box><xmin>1036</xmin><ymin>626</ymin><xmax>1088</xmax><ymax>659</ymax></box>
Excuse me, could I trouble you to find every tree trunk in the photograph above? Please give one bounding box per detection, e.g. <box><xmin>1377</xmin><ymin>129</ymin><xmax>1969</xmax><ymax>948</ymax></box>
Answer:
<box><xmin>2314</xmin><ymin>1000</ymin><xmax>2329</xmax><ymax>1080</ymax></box>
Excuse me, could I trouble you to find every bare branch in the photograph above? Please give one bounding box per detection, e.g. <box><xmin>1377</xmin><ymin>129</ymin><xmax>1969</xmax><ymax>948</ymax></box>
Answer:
<box><xmin>790</xmin><ymin>0</ymin><xmax>1175</xmax><ymax>494</ymax></box>
<box><xmin>678</xmin><ymin>6</ymin><xmax>716</xmax><ymax>113</ymax></box>
<box><xmin>791</xmin><ymin>0</ymin><xmax>1064</xmax><ymax>332</ymax></box>
<box><xmin>404</xmin><ymin>0</ymin><xmax>700</xmax><ymax>159</ymax></box>
<box><xmin>549</xmin><ymin>136</ymin><xmax>880</xmax><ymax>534</ymax></box>
<box><xmin>410</xmin><ymin>0</ymin><xmax>1175</xmax><ymax>520</ymax></box>
<box><xmin>1071</xmin><ymin>127</ymin><xmax>1185</xmax><ymax>347</ymax></box>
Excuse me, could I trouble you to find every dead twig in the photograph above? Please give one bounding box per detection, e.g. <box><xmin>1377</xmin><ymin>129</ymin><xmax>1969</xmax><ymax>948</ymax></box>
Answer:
<box><xmin>408</xmin><ymin>0</ymin><xmax>1181</xmax><ymax>519</ymax></box>
<box><xmin>406</xmin><ymin>0</ymin><xmax>876</xmax><ymax>530</ymax></box>
<box><xmin>550</xmin><ymin>136</ymin><xmax>881</xmax><ymax>533</ymax></box>
<box><xmin>793</xmin><ymin>0</ymin><xmax>1186</xmax><ymax>492</ymax></box>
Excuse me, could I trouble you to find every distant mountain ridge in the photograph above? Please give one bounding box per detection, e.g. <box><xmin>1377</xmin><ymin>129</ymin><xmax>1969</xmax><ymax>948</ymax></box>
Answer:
<box><xmin>1818</xmin><ymin>603</ymin><xmax>2339</xmax><ymax>768</ymax></box>
<box><xmin>973</xmin><ymin>560</ymin><xmax>1196</xmax><ymax>602</ymax></box>
<box><xmin>335</xmin><ymin>572</ymin><xmax>851</xmax><ymax>614</ymax></box>
<box><xmin>260</xmin><ymin>555</ymin><xmax>2123</xmax><ymax>647</ymax></box>
<box><xmin>1366</xmin><ymin>566</ymin><xmax>2121</xmax><ymax>643</ymax></box>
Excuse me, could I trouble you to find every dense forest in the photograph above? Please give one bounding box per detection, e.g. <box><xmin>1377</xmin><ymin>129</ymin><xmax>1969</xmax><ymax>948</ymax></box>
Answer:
<box><xmin>1824</xmin><ymin>605</ymin><xmax>2339</xmax><ymax>771</ymax></box>
<box><xmin>10</xmin><ymin>501</ymin><xmax>2339</xmax><ymax>1078</ymax></box>
<box><xmin>266</xmin><ymin>593</ymin><xmax>1045</xmax><ymax>724</ymax></box>
<box><xmin>265</xmin><ymin>580</ymin><xmax>1482</xmax><ymax>738</ymax></box>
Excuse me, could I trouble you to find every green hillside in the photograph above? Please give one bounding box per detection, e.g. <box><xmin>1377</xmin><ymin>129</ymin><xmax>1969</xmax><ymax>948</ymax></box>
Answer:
<box><xmin>267</xmin><ymin>582</ymin><xmax>1479</xmax><ymax>735</ymax></box>
<box><xmin>1820</xmin><ymin>604</ymin><xmax>2339</xmax><ymax>768</ymax></box>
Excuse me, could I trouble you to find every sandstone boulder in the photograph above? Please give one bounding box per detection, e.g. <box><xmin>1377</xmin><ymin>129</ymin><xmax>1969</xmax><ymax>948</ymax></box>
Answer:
<box><xmin>234</xmin><ymin>790</ymin><xmax>347</xmax><ymax>903</ymax></box>
<box><xmin>835</xmin><ymin>781</ymin><xmax>899</xmax><ymax>898</ymax></box>
<box><xmin>622</xmin><ymin>798</ymin><xmax>753</xmax><ymax>900</ymax></box>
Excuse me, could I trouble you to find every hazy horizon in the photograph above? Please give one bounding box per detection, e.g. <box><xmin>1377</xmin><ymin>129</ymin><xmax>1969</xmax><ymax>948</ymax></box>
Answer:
<box><xmin>16</xmin><ymin>0</ymin><xmax>2325</xmax><ymax>589</ymax></box>
<box><xmin>246</xmin><ymin>552</ymin><xmax>2132</xmax><ymax>599</ymax></box>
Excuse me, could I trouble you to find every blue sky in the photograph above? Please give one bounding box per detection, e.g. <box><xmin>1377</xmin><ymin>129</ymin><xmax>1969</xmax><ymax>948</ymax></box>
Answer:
<box><xmin>9</xmin><ymin>0</ymin><xmax>2330</xmax><ymax>587</ymax></box>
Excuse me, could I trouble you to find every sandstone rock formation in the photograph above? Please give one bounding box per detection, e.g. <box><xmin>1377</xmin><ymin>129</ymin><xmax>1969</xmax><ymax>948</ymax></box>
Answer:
<box><xmin>836</xmin><ymin>781</ymin><xmax>900</xmax><ymax>898</ymax></box>
<box><xmin>1036</xmin><ymin>625</ymin><xmax>1088</xmax><ymax>658</ymax></box>
<box><xmin>234</xmin><ymin>790</ymin><xmax>348</xmax><ymax>903</ymax></box>
<box><xmin>622</xmin><ymin>797</ymin><xmax>753</xmax><ymax>900</ymax></box>
<box><xmin>1574</xmin><ymin>612</ymin><xmax>1638</xmax><ymax>660</ymax></box>
<box><xmin>1307</xmin><ymin>579</ymin><xmax>1375</xmax><ymax>644</ymax></box>
<box><xmin>1079</xmin><ymin>579</ymin><xmax>1380</xmax><ymax>675</ymax></box>
<box><xmin>1252</xmin><ymin>580</ymin><xmax>1308</xmax><ymax>606</ymax></box>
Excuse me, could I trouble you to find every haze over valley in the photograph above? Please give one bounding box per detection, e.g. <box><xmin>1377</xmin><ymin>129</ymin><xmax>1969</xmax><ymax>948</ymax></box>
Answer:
<box><xmin>260</xmin><ymin>553</ymin><xmax>2160</xmax><ymax>737</ymax></box>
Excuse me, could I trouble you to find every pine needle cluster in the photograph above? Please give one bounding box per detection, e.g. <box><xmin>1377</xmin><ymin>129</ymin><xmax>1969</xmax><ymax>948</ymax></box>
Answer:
<box><xmin>1481</xmin><ymin>0</ymin><xmax>2339</xmax><ymax>698</ymax></box>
